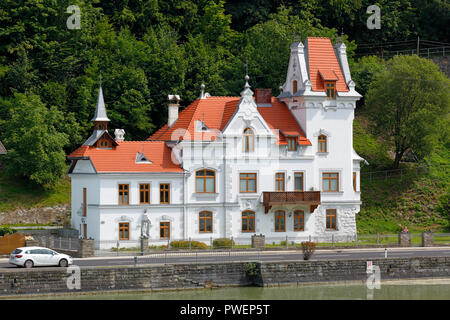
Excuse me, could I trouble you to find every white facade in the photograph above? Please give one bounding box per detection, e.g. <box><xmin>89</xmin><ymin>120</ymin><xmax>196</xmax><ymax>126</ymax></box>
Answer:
<box><xmin>69</xmin><ymin>38</ymin><xmax>365</xmax><ymax>249</ymax></box>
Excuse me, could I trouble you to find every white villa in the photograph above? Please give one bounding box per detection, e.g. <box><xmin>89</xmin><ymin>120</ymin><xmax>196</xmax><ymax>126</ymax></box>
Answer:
<box><xmin>68</xmin><ymin>37</ymin><xmax>365</xmax><ymax>249</ymax></box>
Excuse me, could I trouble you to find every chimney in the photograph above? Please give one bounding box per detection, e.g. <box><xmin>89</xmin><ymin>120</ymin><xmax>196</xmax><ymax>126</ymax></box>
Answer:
<box><xmin>114</xmin><ymin>129</ymin><xmax>125</xmax><ymax>142</ymax></box>
<box><xmin>255</xmin><ymin>88</ymin><xmax>272</xmax><ymax>105</ymax></box>
<box><xmin>168</xmin><ymin>94</ymin><xmax>180</xmax><ymax>128</ymax></box>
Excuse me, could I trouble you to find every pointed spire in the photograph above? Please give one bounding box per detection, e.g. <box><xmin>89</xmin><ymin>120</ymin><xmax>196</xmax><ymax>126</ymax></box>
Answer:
<box><xmin>91</xmin><ymin>84</ymin><xmax>110</xmax><ymax>123</ymax></box>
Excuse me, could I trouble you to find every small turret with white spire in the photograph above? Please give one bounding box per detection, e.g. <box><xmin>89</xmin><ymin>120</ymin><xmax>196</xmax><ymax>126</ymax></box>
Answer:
<box><xmin>91</xmin><ymin>77</ymin><xmax>110</xmax><ymax>131</ymax></box>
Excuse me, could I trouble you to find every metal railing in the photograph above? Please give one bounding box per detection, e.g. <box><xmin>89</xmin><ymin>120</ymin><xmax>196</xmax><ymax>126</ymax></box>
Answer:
<box><xmin>92</xmin><ymin>233</ymin><xmax>450</xmax><ymax>257</ymax></box>
<box><xmin>34</xmin><ymin>235</ymin><xmax>79</xmax><ymax>251</ymax></box>
<box><xmin>360</xmin><ymin>165</ymin><xmax>431</xmax><ymax>182</ymax></box>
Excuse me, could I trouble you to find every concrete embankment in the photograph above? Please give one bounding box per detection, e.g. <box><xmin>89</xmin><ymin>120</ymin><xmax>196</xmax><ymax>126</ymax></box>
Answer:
<box><xmin>1</xmin><ymin>257</ymin><xmax>449</xmax><ymax>296</ymax></box>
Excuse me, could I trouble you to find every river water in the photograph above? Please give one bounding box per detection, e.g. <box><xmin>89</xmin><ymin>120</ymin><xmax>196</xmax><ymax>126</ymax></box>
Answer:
<box><xmin>25</xmin><ymin>279</ymin><xmax>450</xmax><ymax>300</ymax></box>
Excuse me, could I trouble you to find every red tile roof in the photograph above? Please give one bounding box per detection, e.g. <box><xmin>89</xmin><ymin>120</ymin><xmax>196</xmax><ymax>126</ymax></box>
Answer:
<box><xmin>148</xmin><ymin>96</ymin><xmax>310</xmax><ymax>145</ymax></box>
<box><xmin>307</xmin><ymin>37</ymin><xmax>348</xmax><ymax>92</ymax></box>
<box><xmin>67</xmin><ymin>141</ymin><xmax>183</xmax><ymax>173</ymax></box>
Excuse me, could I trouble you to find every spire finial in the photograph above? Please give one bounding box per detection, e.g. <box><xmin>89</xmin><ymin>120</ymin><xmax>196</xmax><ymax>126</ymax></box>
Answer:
<box><xmin>99</xmin><ymin>73</ymin><xmax>102</xmax><ymax>87</ymax></box>
<box><xmin>200</xmin><ymin>82</ymin><xmax>206</xmax><ymax>99</ymax></box>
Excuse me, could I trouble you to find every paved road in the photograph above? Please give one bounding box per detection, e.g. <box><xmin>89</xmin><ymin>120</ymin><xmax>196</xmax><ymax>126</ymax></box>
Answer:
<box><xmin>1</xmin><ymin>247</ymin><xmax>449</xmax><ymax>270</ymax></box>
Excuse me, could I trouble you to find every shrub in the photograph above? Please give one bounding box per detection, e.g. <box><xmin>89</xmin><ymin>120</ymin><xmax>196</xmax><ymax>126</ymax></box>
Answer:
<box><xmin>170</xmin><ymin>240</ymin><xmax>208</xmax><ymax>249</ymax></box>
<box><xmin>301</xmin><ymin>241</ymin><xmax>316</xmax><ymax>260</ymax></box>
<box><xmin>213</xmin><ymin>238</ymin><xmax>235</xmax><ymax>248</ymax></box>
<box><xmin>0</xmin><ymin>226</ymin><xmax>16</xmax><ymax>236</ymax></box>
<box><xmin>245</xmin><ymin>262</ymin><xmax>259</xmax><ymax>277</ymax></box>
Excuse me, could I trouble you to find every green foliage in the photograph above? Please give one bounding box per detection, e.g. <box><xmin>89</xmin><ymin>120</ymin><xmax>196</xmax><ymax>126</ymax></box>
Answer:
<box><xmin>245</xmin><ymin>262</ymin><xmax>259</xmax><ymax>277</ymax></box>
<box><xmin>0</xmin><ymin>226</ymin><xmax>16</xmax><ymax>236</ymax></box>
<box><xmin>213</xmin><ymin>238</ymin><xmax>235</xmax><ymax>248</ymax></box>
<box><xmin>353</xmin><ymin>116</ymin><xmax>391</xmax><ymax>170</ymax></box>
<box><xmin>170</xmin><ymin>240</ymin><xmax>208</xmax><ymax>249</ymax></box>
<box><xmin>366</xmin><ymin>55</ymin><xmax>450</xmax><ymax>168</ymax></box>
<box><xmin>0</xmin><ymin>93</ymin><xmax>78</xmax><ymax>187</ymax></box>
<box><xmin>351</xmin><ymin>56</ymin><xmax>385</xmax><ymax>108</ymax></box>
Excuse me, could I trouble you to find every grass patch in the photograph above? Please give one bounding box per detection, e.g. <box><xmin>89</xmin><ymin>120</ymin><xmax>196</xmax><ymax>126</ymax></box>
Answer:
<box><xmin>0</xmin><ymin>171</ymin><xmax>70</xmax><ymax>212</ymax></box>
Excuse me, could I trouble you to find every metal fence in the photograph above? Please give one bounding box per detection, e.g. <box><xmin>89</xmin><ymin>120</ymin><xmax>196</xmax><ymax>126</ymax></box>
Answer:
<box><xmin>91</xmin><ymin>233</ymin><xmax>450</xmax><ymax>257</ymax></box>
<box><xmin>360</xmin><ymin>165</ymin><xmax>431</xmax><ymax>182</ymax></box>
<box><xmin>33</xmin><ymin>235</ymin><xmax>79</xmax><ymax>251</ymax></box>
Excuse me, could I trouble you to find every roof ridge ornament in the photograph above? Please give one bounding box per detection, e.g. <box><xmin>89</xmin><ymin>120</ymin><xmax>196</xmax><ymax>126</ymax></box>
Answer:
<box><xmin>240</xmin><ymin>74</ymin><xmax>254</xmax><ymax>98</ymax></box>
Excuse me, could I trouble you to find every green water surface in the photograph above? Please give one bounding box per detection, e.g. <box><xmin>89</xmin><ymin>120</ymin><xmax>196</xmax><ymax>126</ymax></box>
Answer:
<box><xmin>20</xmin><ymin>279</ymin><xmax>450</xmax><ymax>300</ymax></box>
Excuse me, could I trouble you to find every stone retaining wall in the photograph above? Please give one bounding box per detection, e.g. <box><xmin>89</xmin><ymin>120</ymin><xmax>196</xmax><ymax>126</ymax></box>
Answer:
<box><xmin>0</xmin><ymin>257</ymin><xmax>449</xmax><ymax>296</ymax></box>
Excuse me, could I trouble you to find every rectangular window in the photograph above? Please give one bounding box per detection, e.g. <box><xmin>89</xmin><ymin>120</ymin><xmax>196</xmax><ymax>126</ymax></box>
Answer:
<box><xmin>288</xmin><ymin>137</ymin><xmax>297</xmax><ymax>151</ymax></box>
<box><xmin>160</xmin><ymin>184</ymin><xmax>170</xmax><ymax>204</ymax></box>
<box><xmin>196</xmin><ymin>170</ymin><xmax>215</xmax><ymax>193</ymax></box>
<box><xmin>83</xmin><ymin>188</ymin><xmax>87</xmax><ymax>216</ymax></box>
<box><xmin>275</xmin><ymin>211</ymin><xmax>285</xmax><ymax>232</ymax></box>
<box><xmin>241</xmin><ymin>211</ymin><xmax>255</xmax><ymax>232</ymax></box>
<box><xmin>318</xmin><ymin>135</ymin><xmax>327</xmax><ymax>153</ymax></box>
<box><xmin>119</xmin><ymin>222</ymin><xmax>129</xmax><ymax>240</ymax></box>
<box><xmin>322</xmin><ymin>172</ymin><xmax>339</xmax><ymax>192</ymax></box>
<box><xmin>140</xmin><ymin>184</ymin><xmax>150</xmax><ymax>204</ymax></box>
<box><xmin>118</xmin><ymin>184</ymin><xmax>129</xmax><ymax>205</ymax></box>
<box><xmin>325</xmin><ymin>81</ymin><xmax>336</xmax><ymax>99</ymax></box>
<box><xmin>275</xmin><ymin>173</ymin><xmax>285</xmax><ymax>192</ymax></box>
<box><xmin>199</xmin><ymin>211</ymin><xmax>213</xmax><ymax>233</ymax></box>
<box><xmin>160</xmin><ymin>222</ymin><xmax>170</xmax><ymax>239</ymax></box>
<box><xmin>294</xmin><ymin>172</ymin><xmax>304</xmax><ymax>192</ymax></box>
<box><xmin>240</xmin><ymin>173</ymin><xmax>257</xmax><ymax>193</ymax></box>
<box><xmin>294</xmin><ymin>210</ymin><xmax>304</xmax><ymax>231</ymax></box>
<box><xmin>326</xmin><ymin>209</ymin><xmax>337</xmax><ymax>230</ymax></box>
<box><xmin>353</xmin><ymin>172</ymin><xmax>357</xmax><ymax>192</ymax></box>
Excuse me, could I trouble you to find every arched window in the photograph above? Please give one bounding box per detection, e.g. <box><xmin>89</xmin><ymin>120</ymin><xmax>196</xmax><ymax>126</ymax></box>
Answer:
<box><xmin>196</xmin><ymin>169</ymin><xmax>215</xmax><ymax>193</ymax></box>
<box><xmin>199</xmin><ymin>211</ymin><xmax>213</xmax><ymax>233</ymax></box>
<box><xmin>318</xmin><ymin>135</ymin><xmax>327</xmax><ymax>153</ymax></box>
<box><xmin>97</xmin><ymin>138</ymin><xmax>110</xmax><ymax>149</ymax></box>
<box><xmin>292</xmin><ymin>80</ymin><xmax>298</xmax><ymax>94</ymax></box>
<box><xmin>243</xmin><ymin>128</ymin><xmax>254</xmax><ymax>152</ymax></box>
<box><xmin>242</xmin><ymin>211</ymin><xmax>255</xmax><ymax>232</ymax></box>
<box><xmin>294</xmin><ymin>210</ymin><xmax>304</xmax><ymax>231</ymax></box>
<box><xmin>275</xmin><ymin>210</ymin><xmax>286</xmax><ymax>232</ymax></box>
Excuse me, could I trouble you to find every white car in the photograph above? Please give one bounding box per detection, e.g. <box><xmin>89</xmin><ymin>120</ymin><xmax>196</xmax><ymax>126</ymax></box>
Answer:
<box><xmin>9</xmin><ymin>247</ymin><xmax>73</xmax><ymax>268</ymax></box>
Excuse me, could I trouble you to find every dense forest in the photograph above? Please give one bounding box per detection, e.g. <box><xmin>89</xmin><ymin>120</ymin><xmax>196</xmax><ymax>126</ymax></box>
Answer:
<box><xmin>0</xmin><ymin>0</ymin><xmax>449</xmax><ymax>187</ymax></box>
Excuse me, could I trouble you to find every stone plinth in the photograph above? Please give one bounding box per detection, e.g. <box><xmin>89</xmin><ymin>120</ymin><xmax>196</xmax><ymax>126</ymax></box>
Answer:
<box><xmin>422</xmin><ymin>232</ymin><xmax>434</xmax><ymax>247</ymax></box>
<box><xmin>251</xmin><ymin>234</ymin><xmax>265</xmax><ymax>249</ymax></box>
<box><xmin>398</xmin><ymin>232</ymin><xmax>411</xmax><ymax>247</ymax></box>
<box><xmin>78</xmin><ymin>239</ymin><xmax>95</xmax><ymax>258</ymax></box>
<box><xmin>140</xmin><ymin>237</ymin><xmax>149</xmax><ymax>255</ymax></box>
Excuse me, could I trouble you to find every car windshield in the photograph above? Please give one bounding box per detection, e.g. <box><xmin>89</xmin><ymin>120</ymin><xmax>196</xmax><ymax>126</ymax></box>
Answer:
<box><xmin>12</xmin><ymin>249</ymin><xmax>22</xmax><ymax>254</ymax></box>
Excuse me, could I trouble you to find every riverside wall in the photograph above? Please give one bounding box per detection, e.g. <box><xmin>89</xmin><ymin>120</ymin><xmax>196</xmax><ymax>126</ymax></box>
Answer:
<box><xmin>1</xmin><ymin>257</ymin><xmax>449</xmax><ymax>296</ymax></box>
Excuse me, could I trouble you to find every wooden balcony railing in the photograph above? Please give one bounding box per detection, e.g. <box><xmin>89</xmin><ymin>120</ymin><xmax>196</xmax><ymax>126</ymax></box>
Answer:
<box><xmin>262</xmin><ymin>191</ymin><xmax>321</xmax><ymax>213</ymax></box>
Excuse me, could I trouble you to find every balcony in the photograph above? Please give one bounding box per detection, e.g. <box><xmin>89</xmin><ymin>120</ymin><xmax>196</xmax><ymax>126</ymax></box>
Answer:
<box><xmin>262</xmin><ymin>191</ymin><xmax>321</xmax><ymax>213</ymax></box>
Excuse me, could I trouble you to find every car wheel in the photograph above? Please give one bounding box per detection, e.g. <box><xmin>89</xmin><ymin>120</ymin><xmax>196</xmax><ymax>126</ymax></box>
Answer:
<box><xmin>24</xmin><ymin>260</ymin><xmax>34</xmax><ymax>268</ymax></box>
<box><xmin>59</xmin><ymin>259</ymin><xmax>68</xmax><ymax>267</ymax></box>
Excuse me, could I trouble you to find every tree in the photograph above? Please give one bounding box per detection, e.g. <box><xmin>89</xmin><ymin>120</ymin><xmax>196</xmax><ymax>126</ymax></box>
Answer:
<box><xmin>351</xmin><ymin>55</ymin><xmax>386</xmax><ymax>108</ymax></box>
<box><xmin>366</xmin><ymin>55</ymin><xmax>450</xmax><ymax>169</ymax></box>
<box><xmin>0</xmin><ymin>93</ymin><xmax>78</xmax><ymax>188</ymax></box>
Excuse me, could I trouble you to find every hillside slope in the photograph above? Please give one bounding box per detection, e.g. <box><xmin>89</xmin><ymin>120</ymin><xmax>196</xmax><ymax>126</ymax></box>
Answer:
<box><xmin>354</xmin><ymin>116</ymin><xmax>449</xmax><ymax>234</ymax></box>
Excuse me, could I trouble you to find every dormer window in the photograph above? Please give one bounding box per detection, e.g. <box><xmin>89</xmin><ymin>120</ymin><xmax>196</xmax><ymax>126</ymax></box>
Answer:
<box><xmin>97</xmin><ymin>138</ymin><xmax>111</xmax><ymax>149</ymax></box>
<box><xmin>243</xmin><ymin>128</ymin><xmax>254</xmax><ymax>152</ymax></box>
<box><xmin>325</xmin><ymin>81</ymin><xmax>336</xmax><ymax>99</ymax></box>
<box><xmin>287</xmin><ymin>137</ymin><xmax>297</xmax><ymax>151</ymax></box>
